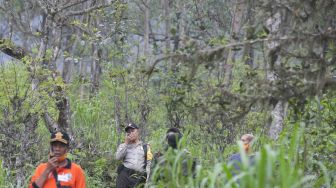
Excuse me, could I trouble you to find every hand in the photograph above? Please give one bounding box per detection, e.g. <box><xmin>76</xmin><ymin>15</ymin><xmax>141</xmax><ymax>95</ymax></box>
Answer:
<box><xmin>125</xmin><ymin>133</ymin><xmax>133</xmax><ymax>144</ymax></box>
<box><xmin>33</xmin><ymin>156</ymin><xmax>60</xmax><ymax>187</ymax></box>
<box><xmin>125</xmin><ymin>134</ymin><xmax>130</xmax><ymax>144</ymax></box>
<box><xmin>46</xmin><ymin>156</ymin><xmax>59</xmax><ymax>172</ymax></box>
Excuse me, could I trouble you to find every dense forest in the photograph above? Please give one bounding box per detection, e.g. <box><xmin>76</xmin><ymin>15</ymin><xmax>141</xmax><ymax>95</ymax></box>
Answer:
<box><xmin>0</xmin><ymin>0</ymin><xmax>335</xmax><ymax>187</ymax></box>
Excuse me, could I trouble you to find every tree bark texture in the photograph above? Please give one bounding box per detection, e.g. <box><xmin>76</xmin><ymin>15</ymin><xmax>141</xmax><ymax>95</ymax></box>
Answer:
<box><xmin>265</xmin><ymin>12</ymin><xmax>287</xmax><ymax>140</ymax></box>
<box><xmin>144</xmin><ymin>0</ymin><xmax>150</xmax><ymax>57</ymax></box>
<box><xmin>163</xmin><ymin>0</ymin><xmax>171</xmax><ymax>53</ymax></box>
<box><xmin>90</xmin><ymin>42</ymin><xmax>101</xmax><ymax>96</ymax></box>
<box><xmin>223</xmin><ymin>0</ymin><xmax>246</xmax><ymax>88</ymax></box>
<box><xmin>269</xmin><ymin>100</ymin><xmax>288</xmax><ymax>140</ymax></box>
<box><xmin>242</xmin><ymin>0</ymin><xmax>255</xmax><ymax>67</ymax></box>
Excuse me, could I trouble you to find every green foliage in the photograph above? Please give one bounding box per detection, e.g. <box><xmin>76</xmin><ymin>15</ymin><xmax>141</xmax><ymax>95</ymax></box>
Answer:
<box><xmin>0</xmin><ymin>61</ymin><xmax>62</xmax><ymax>187</ymax></box>
<box><xmin>148</xmin><ymin>127</ymin><xmax>332</xmax><ymax>188</ymax></box>
<box><xmin>69</xmin><ymin>93</ymin><xmax>119</xmax><ymax>186</ymax></box>
<box><xmin>286</xmin><ymin>93</ymin><xmax>336</xmax><ymax>186</ymax></box>
<box><xmin>208</xmin><ymin>36</ymin><xmax>228</xmax><ymax>47</ymax></box>
<box><xmin>231</xmin><ymin>58</ymin><xmax>263</xmax><ymax>95</ymax></box>
<box><xmin>0</xmin><ymin>158</ymin><xmax>11</xmax><ymax>188</ymax></box>
<box><xmin>0</xmin><ymin>0</ymin><xmax>335</xmax><ymax>187</ymax></box>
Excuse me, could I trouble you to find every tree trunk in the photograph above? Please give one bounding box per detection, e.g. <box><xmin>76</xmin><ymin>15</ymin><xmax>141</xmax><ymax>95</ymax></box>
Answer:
<box><xmin>242</xmin><ymin>0</ymin><xmax>255</xmax><ymax>67</ymax></box>
<box><xmin>223</xmin><ymin>0</ymin><xmax>246</xmax><ymax>88</ymax></box>
<box><xmin>143</xmin><ymin>0</ymin><xmax>150</xmax><ymax>57</ymax></box>
<box><xmin>0</xmin><ymin>1</ymin><xmax>119</xmax><ymax>186</ymax></box>
<box><xmin>114</xmin><ymin>96</ymin><xmax>122</xmax><ymax>146</ymax></box>
<box><xmin>230</xmin><ymin>0</ymin><xmax>246</xmax><ymax>40</ymax></box>
<box><xmin>15</xmin><ymin>113</ymin><xmax>38</xmax><ymax>187</ymax></box>
<box><xmin>79</xmin><ymin>60</ymin><xmax>87</xmax><ymax>100</ymax></box>
<box><xmin>90</xmin><ymin>42</ymin><xmax>101</xmax><ymax>96</ymax></box>
<box><xmin>173</xmin><ymin>0</ymin><xmax>181</xmax><ymax>51</ymax></box>
<box><xmin>62</xmin><ymin>30</ymin><xmax>80</xmax><ymax>83</ymax></box>
<box><xmin>265</xmin><ymin>12</ymin><xmax>288</xmax><ymax>140</ymax></box>
<box><xmin>269</xmin><ymin>100</ymin><xmax>288</xmax><ymax>140</ymax></box>
<box><xmin>163</xmin><ymin>0</ymin><xmax>171</xmax><ymax>53</ymax></box>
<box><xmin>62</xmin><ymin>57</ymin><xmax>72</xmax><ymax>84</ymax></box>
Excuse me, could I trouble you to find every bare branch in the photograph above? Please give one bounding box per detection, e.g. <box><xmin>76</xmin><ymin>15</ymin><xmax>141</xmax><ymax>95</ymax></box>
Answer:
<box><xmin>146</xmin><ymin>32</ymin><xmax>336</xmax><ymax>76</ymax></box>
<box><xmin>0</xmin><ymin>38</ymin><xmax>26</xmax><ymax>59</ymax></box>
<box><xmin>43</xmin><ymin>112</ymin><xmax>59</xmax><ymax>132</ymax></box>
<box><xmin>35</xmin><ymin>0</ymin><xmax>49</xmax><ymax>14</ymax></box>
<box><xmin>65</xmin><ymin>2</ymin><xmax>112</xmax><ymax>17</ymax></box>
<box><xmin>0</xmin><ymin>38</ymin><xmax>70</xmax><ymax>132</ymax></box>
<box><xmin>58</xmin><ymin>0</ymin><xmax>91</xmax><ymax>12</ymax></box>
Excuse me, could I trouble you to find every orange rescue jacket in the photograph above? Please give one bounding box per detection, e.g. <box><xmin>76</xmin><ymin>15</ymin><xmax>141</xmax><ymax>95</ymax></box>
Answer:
<box><xmin>29</xmin><ymin>159</ymin><xmax>86</xmax><ymax>188</ymax></box>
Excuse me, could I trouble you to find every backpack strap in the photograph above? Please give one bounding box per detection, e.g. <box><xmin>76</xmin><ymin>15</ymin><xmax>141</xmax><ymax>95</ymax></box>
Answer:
<box><xmin>52</xmin><ymin>170</ymin><xmax>61</xmax><ymax>188</ymax></box>
<box><xmin>143</xmin><ymin>143</ymin><xmax>148</xmax><ymax>170</ymax></box>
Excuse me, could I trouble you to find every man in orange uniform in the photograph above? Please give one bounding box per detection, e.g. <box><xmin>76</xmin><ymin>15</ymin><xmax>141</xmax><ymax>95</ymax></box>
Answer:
<box><xmin>29</xmin><ymin>131</ymin><xmax>86</xmax><ymax>188</ymax></box>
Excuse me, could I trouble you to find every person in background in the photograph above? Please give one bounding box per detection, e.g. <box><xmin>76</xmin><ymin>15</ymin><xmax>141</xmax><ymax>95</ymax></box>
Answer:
<box><xmin>166</xmin><ymin>127</ymin><xmax>183</xmax><ymax>150</ymax></box>
<box><xmin>152</xmin><ymin>127</ymin><xmax>183</xmax><ymax>160</ymax></box>
<box><xmin>228</xmin><ymin>133</ymin><xmax>255</xmax><ymax>174</ymax></box>
<box><xmin>29</xmin><ymin>131</ymin><xmax>86</xmax><ymax>188</ymax></box>
<box><xmin>115</xmin><ymin>123</ymin><xmax>153</xmax><ymax>188</ymax></box>
<box><xmin>151</xmin><ymin>127</ymin><xmax>197</xmax><ymax>183</ymax></box>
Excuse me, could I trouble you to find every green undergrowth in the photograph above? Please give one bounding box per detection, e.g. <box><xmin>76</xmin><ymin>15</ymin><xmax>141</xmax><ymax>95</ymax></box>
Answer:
<box><xmin>146</xmin><ymin>126</ymin><xmax>333</xmax><ymax>188</ymax></box>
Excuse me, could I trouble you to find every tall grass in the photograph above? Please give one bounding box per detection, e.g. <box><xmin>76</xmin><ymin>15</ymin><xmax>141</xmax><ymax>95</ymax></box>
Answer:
<box><xmin>70</xmin><ymin>95</ymin><xmax>120</xmax><ymax>187</ymax></box>
<box><xmin>148</xmin><ymin>127</ymin><xmax>332</xmax><ymax>188</ymax></box>
<box><xmin>0</xmin><ymin>159</ymin><xmax>13</xmax><ymax>188</ymax></box>
<box><xmin>0</xmin><ymin>159</ymin><xmax>5</xmax><ymax>187</ymax></box>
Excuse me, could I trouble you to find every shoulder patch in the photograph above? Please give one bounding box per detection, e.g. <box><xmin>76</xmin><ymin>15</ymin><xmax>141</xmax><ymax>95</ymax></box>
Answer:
<box><xmin>147</xmin><ymin>145</ymin><xmax>153</xmax><ymax>161</ymax></box>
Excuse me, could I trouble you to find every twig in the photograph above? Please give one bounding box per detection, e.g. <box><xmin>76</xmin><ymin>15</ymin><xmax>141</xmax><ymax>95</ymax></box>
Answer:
<box><xmin>146</xmin><ymin>32</ymin><xmax>336</xmax><ymax>76</ymax></box>
<box><xmin>59</xmin><ymin>0</ymin><xmax>91</xmax><ymax>12</ymax></box>
<box><xmin>65</xmin><ymin>2</ymin><xmax>112</xmax><ymax>17</ymax></box>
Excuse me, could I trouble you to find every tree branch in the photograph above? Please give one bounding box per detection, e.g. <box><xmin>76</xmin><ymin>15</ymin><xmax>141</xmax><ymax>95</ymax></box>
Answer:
<box><xmin>43</xmin><ymin>112</ymin><xmax>59</xmax><ymax>132</ymax></box>
<box><xmin>146</xmin><ymin>32</ymin><xmax>336</xmax><ymax>76</ymax></box>
<box><xmin>65</xmin><ymin>2</ymin><xmax>112</xmax><ymax>17</ymax></box>
<box><xmin>0</xmin><ymin>38</ymin><xmax>69</xmax><ymax>132</ymax></box>
<box><xmin>0</xmin><ymin>38</ymin><xmax>26</xmax><ymax>60</ymax></box>
<box><xmin>59</xmin><ymin>0</ymin><xmax>91</xmax><ymax>12</ymax></box>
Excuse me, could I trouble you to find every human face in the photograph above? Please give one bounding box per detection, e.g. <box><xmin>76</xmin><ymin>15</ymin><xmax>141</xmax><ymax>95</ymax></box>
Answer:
<box><xmin>51</xmin><ymin>141</ymin><xmax>68</xmax><ymax>157</ymax></box>
<box><xmin>126</xmin><ymin>128</ymin><xmax>139</xmax><ymax>142</ymax></box>
<box><xmin>241</xmin><ymin>135</ymin><xmax>250</xmax><ymax>145</ymax></box>
<box><xmin>241</xmin><ymin>135</ymin><xmax>253</xmax><ymax>153</ymax></box>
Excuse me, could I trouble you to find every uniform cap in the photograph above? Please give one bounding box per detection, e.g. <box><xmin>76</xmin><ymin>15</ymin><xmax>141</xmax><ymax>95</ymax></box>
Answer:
<box><xmin>125</xmin><ymin>123</ymin><xmax>139</xmax><ymax>132</ymax></box>
<box><xmin>50</xmin><ymin>131</ymin><xmax>70</xmax><ymax>145</ymax></box>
